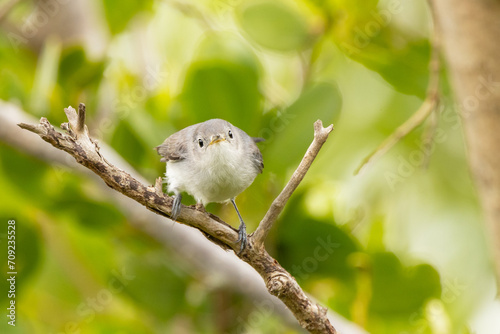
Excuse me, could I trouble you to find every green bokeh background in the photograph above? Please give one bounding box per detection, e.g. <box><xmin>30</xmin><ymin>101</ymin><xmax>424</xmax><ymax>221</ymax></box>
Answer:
<box><xmin>0</xmin><ymin>0</ymin><xmax>496</xmax><ymax>333</ymax></box>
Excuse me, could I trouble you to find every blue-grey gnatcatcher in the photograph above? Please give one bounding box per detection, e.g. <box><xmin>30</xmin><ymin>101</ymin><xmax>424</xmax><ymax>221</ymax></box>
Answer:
<box><xmin>156</xmin><ymin>119</ymin><xmax>264</xmax><ymax>252</ymax></box>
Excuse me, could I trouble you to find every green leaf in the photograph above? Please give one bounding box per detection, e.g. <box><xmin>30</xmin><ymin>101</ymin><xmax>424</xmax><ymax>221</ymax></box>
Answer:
<box><xmin>237</xmin><ymin>1</ymin><xmax>311</xmax><ymax>52</ymax></box>
<box><xmin>0</xmin><ymin>43</ymin><xmax>35</xmax><ymax>105</ymax></box>
<box><xmin>276</xmin><ymin>194</ymin><xmax>359</xmax><ymax>282</ymax></box>
<box><xmin>344</xmin><ymin>0</ymin><xmax>379</xmax><ymax>16</ymax></box>
<box><xmin>102</xmin><ymin>0</ymin><xmax>154</xmax><ymax>35</ymax></box>
<box><xmin>58</xmin><ymin>47</ymin><xmax>105</xmax><ymax>94</ymax></box>
<box><xmin>369</xmin><ymin>252</ymin><xmax>441</xmax><ymax>315</ymax></box>
<box><xmin>122</xmin><ymin>253</ymin><xmax>188</xmax><ymax>320</ymax></box>
<box><xmin>177</xmin><ymin>32</ymin><xmax>263</xmax><ymax>133</ymax></box>
<box><xmin>337</xmin><ymin>24</ymin><xmax>430</xmax><ymax>98</ymax></box>
<box><xmin>350</xmin><ymin>38</ymin><xmax>430</xmax><ymax>98</ymax></box>
<box><xmin>0</xmin><ymin>146</ymin><xmax>50</xmax><ymax>204</ymax></box>
<box><xmin>275</xmin><ymin>193</ymin><xmax>359</xmax><ymax>317</ymax></box>
<box><xmin>57</xmin><ymin>200</ymin><xmax>125</xmax><ymax>231</ymax></box>
<box><xmin>262</xmin><ymin>81</ymin><xmax>342</xmax><ymax>173</ymax></box>
<box><xmin>110</xmin><ymin>119</ymin><xmax>147</xmax><ymax>169</ymax></box>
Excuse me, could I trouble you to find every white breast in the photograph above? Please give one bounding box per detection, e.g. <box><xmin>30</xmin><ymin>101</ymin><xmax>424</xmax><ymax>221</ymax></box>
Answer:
<box><xmin>166</xmin><ymin>141</ymin><xmax>258</xmax><ymax>205</ymax></box>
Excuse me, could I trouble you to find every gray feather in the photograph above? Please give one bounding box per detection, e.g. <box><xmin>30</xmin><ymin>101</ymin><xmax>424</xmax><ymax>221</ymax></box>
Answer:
<box><xmin>156</xmin><ymin>126</ymin><xmax>193</xmax><ymax>162</ymax></box>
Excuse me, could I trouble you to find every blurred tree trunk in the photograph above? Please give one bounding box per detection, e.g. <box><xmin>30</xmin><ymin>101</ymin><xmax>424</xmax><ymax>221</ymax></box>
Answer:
<box><xmin>431</xmin><ymin>0</ymin><xmax>500</xmax><ymax>289</ymax></box>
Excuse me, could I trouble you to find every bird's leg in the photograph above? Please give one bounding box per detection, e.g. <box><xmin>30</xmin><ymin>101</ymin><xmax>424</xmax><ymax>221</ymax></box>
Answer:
<box><xmin>231</xmin><ymin>198</ymin><xmax>247</xmax><ymax>253</ymax></box>
<box><xmin>171</xmin><ymin>193</ymin><xmax>182</xmax><ymax>220</ymax></box>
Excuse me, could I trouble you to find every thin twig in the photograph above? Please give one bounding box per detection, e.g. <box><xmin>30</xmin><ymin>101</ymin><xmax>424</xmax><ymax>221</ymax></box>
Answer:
<box><xmin>354</xmin><ymin>7</ymin><xmax>442</xmax><ymax>175</ymax></box>
<box><xmin>251</xmin><ymin>120</ymin><xmax>334</xmax><ymax>249</ymax></box>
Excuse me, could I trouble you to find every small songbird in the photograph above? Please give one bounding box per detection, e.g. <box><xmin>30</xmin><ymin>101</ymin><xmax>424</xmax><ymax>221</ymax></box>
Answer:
<box><xmin>156</xmin><ymin>119</ymin><xmax>264</xmax><ymax>252</ymax></box>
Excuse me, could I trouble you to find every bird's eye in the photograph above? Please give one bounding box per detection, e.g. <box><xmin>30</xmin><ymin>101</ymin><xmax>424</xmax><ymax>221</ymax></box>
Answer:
<box><xmin>198</xmin><ymin>139</ymin><xmax>204</xmax><ymax>148</ymax></box>
<box><xmin>228</xmin><ymin>130</ymin><xmax>233</xmax><ymax>139</ymax></box>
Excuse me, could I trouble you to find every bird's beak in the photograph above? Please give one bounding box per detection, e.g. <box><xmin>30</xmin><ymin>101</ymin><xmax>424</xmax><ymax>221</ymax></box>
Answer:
<box><xmin>209</xmin><ymin>134</ymin><xmax>226</xmax><ymax>146</ymax></box>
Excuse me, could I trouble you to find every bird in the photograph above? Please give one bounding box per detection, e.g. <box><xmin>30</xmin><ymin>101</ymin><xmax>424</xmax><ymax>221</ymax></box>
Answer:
<box><xmin>156</xmin><ymin>119</ymin><xmax>264</xmax><ymax>253</ymax></box>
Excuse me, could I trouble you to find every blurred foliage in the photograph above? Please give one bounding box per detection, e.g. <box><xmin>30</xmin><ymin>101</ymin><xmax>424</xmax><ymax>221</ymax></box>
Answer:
<box><xmin>102</xmin><ymin>0</ymin><xmax>155</xmax><ymax>35</ymax></box>
<box><xmin>237</xmin><ymin>1</ymin><xmax>312</xmax><ymax>52</ymax></box>
<box><xmin>0</xmin><ymin>0</ymin><xmax>494</xmax><ymax>333</ymax></box>
<box><xmin>178</xmin><ymin>32</ymin><xmax>263</xmax><ymax>130</ymax></box>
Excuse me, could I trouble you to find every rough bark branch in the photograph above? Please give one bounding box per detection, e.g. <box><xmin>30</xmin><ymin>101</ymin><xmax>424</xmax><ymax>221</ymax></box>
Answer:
<box><xmin>252</xmin><ymin>120</ymin><xmax>334</xmax><ymax>249</ymax></box>
<box><xmin>18</xmin><ymin>105</ymin><xmax>338</xmax><ymax>334</ymax></box>
<box><xmin>18</xmin><ymin>107</ymin><xmax>238</xmax><ymax>247</ymax></box>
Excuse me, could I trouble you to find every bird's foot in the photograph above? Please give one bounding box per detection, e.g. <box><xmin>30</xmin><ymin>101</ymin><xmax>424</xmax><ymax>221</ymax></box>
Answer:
<box><xmin>236</xmin><ymin>222</ymin><xmax>247</xmax><ymax>254</ymax></box>
<box><xmin>171</xmin><ymin>194</ymin><xmax>182</xmax><ymax>221</ymax></box>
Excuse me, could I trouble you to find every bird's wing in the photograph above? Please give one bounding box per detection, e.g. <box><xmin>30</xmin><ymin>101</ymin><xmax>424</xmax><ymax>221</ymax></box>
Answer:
<box><xmin>252</xmin><ymin>137</ymin><xmax>265</xmax><ymax>143</ymax></box>
<box><xmin>155</xmin><ymin>127</ymin><xmax>191</xmax><ymax>162</ymax></box>
<box><xmin>252</xmin><ymin>146</ymin><xmax>264</xmax><ymax>173</ymax></box>
<box><xmin>248</xmin><ymin>135</ymin><xmax>264</xmax><ymax>173</ymax></box>
<box><xmin>235</xmin><ymin>128</ymin><xmax>264</xmax><ymax>174</ymax></box>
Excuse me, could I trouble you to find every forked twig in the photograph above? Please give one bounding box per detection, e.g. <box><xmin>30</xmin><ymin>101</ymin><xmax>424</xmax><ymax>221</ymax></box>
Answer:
<box><xmin>252</xmin><ymin>120</ymin><xmax>334</xmax><ymax>249</ymax></box>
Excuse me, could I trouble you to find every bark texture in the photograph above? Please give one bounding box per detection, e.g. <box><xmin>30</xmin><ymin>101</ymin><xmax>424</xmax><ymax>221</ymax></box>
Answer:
<box><xmin>431</xmin><ymin>0</ymin><xmax>500</xmax><ymax>286</ymax></box>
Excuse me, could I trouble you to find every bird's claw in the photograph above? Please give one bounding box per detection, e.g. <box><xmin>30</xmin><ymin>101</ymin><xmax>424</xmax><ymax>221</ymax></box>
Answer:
<box><xmin>236</xmin><ymin>222</ymin><xmax>247</xmax><ymax>254</ymax></box>
<box><xmin>171</xmin><ymin>194</ymin><xmax>182</xmax><ymax>221</ymax></box>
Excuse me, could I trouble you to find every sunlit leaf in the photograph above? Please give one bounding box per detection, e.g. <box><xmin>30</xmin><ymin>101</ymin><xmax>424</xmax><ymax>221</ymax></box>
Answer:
<box><xmin>0</xmin><ymin>37</ymin><xmax>35</xmax><ymax>105</ymax></box>
<box><xmin>237</xmin><ymin>1</ymin><xmax>311</xmax><ymax>52</ymax></box>
<box><xmin>348</xmin><ymin>38</ymin><xmax>430</xmax><ymax>98</ymax></box>
<box><xmin>262</xmin><ymin>81</ymin><xmax>342</xmax><ymax>173</ymax></box>
<box><xmin>177</xmin><ymin>32</ymin><xmax>263</xmax><ymax>133</ymax></box>
<box><xmin>335</xmin><ymin>15</ymin><xmax>430</xmax><ymax>98</ymax></box>
<box><xmin>102</xmin><ymin>0</ymin><xmax>154</xmax><ymax>35</ymax></box>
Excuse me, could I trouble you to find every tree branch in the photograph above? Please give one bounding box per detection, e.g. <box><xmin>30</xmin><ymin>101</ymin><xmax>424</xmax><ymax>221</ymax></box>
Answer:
<box><xmin>252</xmin><ymin>120</ymin><xmax>334</xmax><ymax>249</ymax></box>
<box><xmin>429</xmin><ymin>0</ymin><xmax>500</xmax><ymax>289</ymax></box>
<box><xmin>355</xmin><ymin>8</ymin><xmax>442</xmax><ymax>175</ymax></box>
<box><xmin>18</xmin><ymin>106</ymin><xmax>339</xmax><ymax>334</ymax></box>
<box><xmin>18</xmin><ymin>112</ymin><xmax>238</xmax><ymax>248</ymax></box>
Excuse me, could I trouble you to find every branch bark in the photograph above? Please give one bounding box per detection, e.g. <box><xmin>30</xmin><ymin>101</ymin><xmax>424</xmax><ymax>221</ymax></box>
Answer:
<box><xmin>429</xmin><ymin>0</ymin><xmax>500</xmax><ymax>289</ymax></box>
<box><xmin>18</xmin><ymin>105</ymin><xmax>339</xmax><ymax>333</ymax></box>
